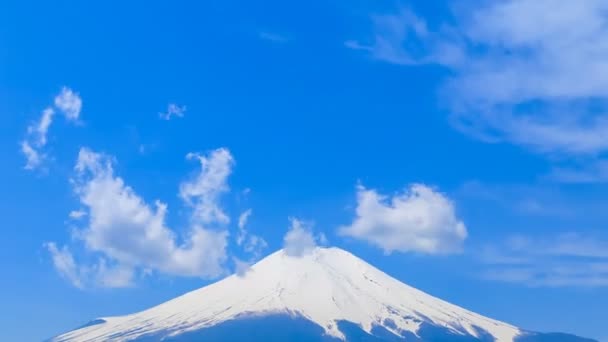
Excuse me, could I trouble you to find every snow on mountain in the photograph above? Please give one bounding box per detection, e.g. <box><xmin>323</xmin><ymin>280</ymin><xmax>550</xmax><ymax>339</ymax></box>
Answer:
<box><xmin>53</xmin><ymin>247</ymin><xmax>524</xmax><ymax>342</ymax></box>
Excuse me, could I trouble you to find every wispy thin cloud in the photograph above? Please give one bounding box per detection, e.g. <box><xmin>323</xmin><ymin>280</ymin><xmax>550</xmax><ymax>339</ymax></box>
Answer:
<box><xmin>548</xmin><ymin>160</ymin><xmax>608</xmax><ymax>184</ymax></box>
<box><xmin>54</xmin><ymin>87</ymin><xmax>82</xmax><ymax>121</ymax></box>
<box><xmin>20</xmin><ymin>87</ymin><xmax>82</xmax><ymax>170</ymax></box>
<box><xmin>45</xmin><ymin>242</ymin><xmax>85</xmax><ymax>289</ymax></box>
<box><xmin>21</xmin><ymin>141</ymin><xmax>42</xmax><ymax>170</ymax></box>
<box><xmin>457</xmin><ymin>181</ymin><xmax>580</xmax><ymax>218</ymax></box>
<box><xmin>348</xmin><ymin>1</ymin><xmax>608</xmax><ymax>157</ymax></box>
<box><xmin>258</xmin><ymin>31</ymin><xmax>289</xmax><ymax>43</ymax></box>
<box><xmin>231</xmin><ymin>208</ymin><xmax>267</xmax><ymax>276</ymax></box>
<box><xmin>159</xmin><ymin>103</ymin><xmax>186</xmax><ymax>120</ymax></box>
<box><xmin>479</xmin><ymin>233</ymin><xmax>608</xmax><ymax>287</ymax></box>
<box><xmin>180</xmin><ymin>148</ymin><xmax>234</xmax><ymax>225</ymax></box>
<box><xmin>236</xmin><ymin>209</ymin><xmax>267</xmax><ymax>259</ymax></box>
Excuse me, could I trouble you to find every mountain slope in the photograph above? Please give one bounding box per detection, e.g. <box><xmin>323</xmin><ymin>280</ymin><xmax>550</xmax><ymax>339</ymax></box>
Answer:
<box><xmin>52</xmin><ymin>247</ymin><xmax>595</xmax><ymax>342</ymax></box>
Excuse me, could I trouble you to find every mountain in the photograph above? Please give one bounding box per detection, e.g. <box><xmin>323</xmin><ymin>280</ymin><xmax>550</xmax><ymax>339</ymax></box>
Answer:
<box><xmin>52</xmin><ymin>247</ymin><xmax>596</xmax><ymax>342</ymax></box>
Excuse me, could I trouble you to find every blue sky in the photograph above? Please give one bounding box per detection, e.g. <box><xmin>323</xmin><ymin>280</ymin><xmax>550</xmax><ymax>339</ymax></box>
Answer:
<box><xmin>2</xmin><ymin>0</ymin><xmax>608</xmax><ymax>341</ymax></box>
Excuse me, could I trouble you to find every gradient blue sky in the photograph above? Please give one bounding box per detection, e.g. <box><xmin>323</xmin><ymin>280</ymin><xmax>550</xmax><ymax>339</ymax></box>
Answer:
<box><xmin>2</xmin><ymin>1</ymin><xmax>608</xmax><ymax>341</ymax></box>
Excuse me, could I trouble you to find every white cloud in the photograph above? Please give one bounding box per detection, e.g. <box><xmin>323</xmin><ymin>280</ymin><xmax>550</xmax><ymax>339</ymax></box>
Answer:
<box><xmin>54</xmin><ymin>87</ymin><xmax>82</xmax><ymax>120</ymax></box>
<box><xmin>21</xmin><ymin>108</ymin><xmax>53</xmax><ymax>170</ymax></box>
<box><xmin>34</xmin><ymin>108</ymin><xmax>55</xmax><ymax>146</ymax></box>
<box><xmin>159</xmin><ymin>103</ymin><xmax>186</xmax><ymax>120</ymax></box>
<box><xmin>21</xmin><ymin>88</ymin><xmax>82</xmax><ymax>170</ymax></box>
<box><xmin>46</xmin><ymin>242</ymin><xmax>135</xmax><ymax>289</ymax></box>
<box><xmin>238</xmin><ymin>209</ymin><xmax>252</xmax><ymax>234</ymax></box>
<box><xmin>68</xmin><ymin>210</ymin><xmax>87</xmax><ymax>220</ymax></box>
<box><xmin>283</xmin><ymin>218</ymin><xmax>324</xmax><ymax>257</ymax></box>
<box><xmin>94</xmin><ymin>259</ymin><xmax>135</xmax><ymax>288</ymax></box>
<box><xmin>230</xmin><ymin>208</ymin><xmax>267</xmax><ymax>276</ymax></box>
<box><xmin>180</xmin><ymin>148</ymin><xmax>234</xmax><ymax>225</ymax></box>
<box><xmin>339</xmin><ymin>184</ymin><xmax>467</xmax><ymax>254</ymax></box>
<box><xmin>480</xmin><ymin>233</ymin><xmax>608</xmax><ymax>287</ymax></box>
<box><xmin>47</xmin><ymin>147</ymin><xmax>231</xmax><ymax>288</ymax></box>
<box><xmin>235</xmin><ymin>209</ymin><xmax>267</xmax><ymax>261</ymax></box>
<box><xmin>236</xmin><ymin>209</ymin><xmax>252</xmax><ymax>246</ymax></box>
<box><xmin>233</xmin><ymin>257</ymin><xmax>253</xmax><ymax>277</ymax></box>
<box><xmin>21</xmin><ymin>141</ymin><xmax>43</xmax><ymax>170</ymax></box>
<box><xmin>236</xmin><ymin>209</ymin><xmax>253</xmax><ymax>246</ymax></box>
<box><xmin>317</xmin><ymin>232</ymin><xmax>328</xmax><ymax>246</ymax></box>
<box><xmin>349</xmin><ymin>1</ymin><xmax>608</xmax><ymax>156</ymax></box>
<box><xmin>243</xmin><ymin>234</ymin><xmax>267</xmax><ymax>256</ymax></box>
<box><xmin>45</xmin><ymin>243</ymin><xmax>84</xmax><ymax>289</ymax></box>
<box><xmin>346</xmin><ymin>9</ymin><xmax>460</xmax><ymax>66</ymax></box>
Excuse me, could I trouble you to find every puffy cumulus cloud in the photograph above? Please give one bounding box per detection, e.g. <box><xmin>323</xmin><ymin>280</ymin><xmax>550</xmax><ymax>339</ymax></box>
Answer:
<box><xmin>54</xmin><ymin>87</ymin><xmax>82</xmax><ymax>120</ymax></box>
<box><xmin>47</xmin><ymin>147</ymin><xmax>231</xmax><ymax>288</ymax></box>
<box><xmin>480</xmin><ymin>233</ymin><xmax>608</xmax><ymax>287</ymax></box>
<box><xmin>21</xmin><ymin>87</ymin><xmax>82</xmax><ymax>170</ymax></box>
<box><xmin>339</xmin><ymin>184</ymin><xmax>467</xmax><ymax>255</ymax></box>
<box><xmin>180</xmin><ymin>148</ymin><xmax>234</xmax><ymax>225</ymax></box>
<box><xmin>348</xmin><ymin>1</ymin><xmax>608</xmax><ymax>156</ymax></box>
<box><xmin>159</xmin><ymin>103</ymin><xmax>186</xmax><ymax>120</ymax></box>
<box><xmin>283</xmin><ymin>218</ymin><xmax>325</xmax><ymax>257</ymax></box>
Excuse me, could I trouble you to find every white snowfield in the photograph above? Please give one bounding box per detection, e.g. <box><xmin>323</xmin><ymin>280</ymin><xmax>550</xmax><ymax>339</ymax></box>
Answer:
<box><xmin>54</xmin><ymin>247</ymin><xmax>522</xmax><ymax>342</ymax></box>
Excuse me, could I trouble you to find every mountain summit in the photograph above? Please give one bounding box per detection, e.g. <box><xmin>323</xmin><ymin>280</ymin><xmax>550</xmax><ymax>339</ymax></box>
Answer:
<box><xmin>53</xmin><ymin>247</ymin><xmax>595</xmax><ymax>342</ymax></box>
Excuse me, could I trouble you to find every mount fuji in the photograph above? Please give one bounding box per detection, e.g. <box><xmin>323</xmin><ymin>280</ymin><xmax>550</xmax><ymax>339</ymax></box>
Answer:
<box><xmin>51</xmin><ymin>247</ymin><xmax>596</xmax><ymax>342</ymax></box>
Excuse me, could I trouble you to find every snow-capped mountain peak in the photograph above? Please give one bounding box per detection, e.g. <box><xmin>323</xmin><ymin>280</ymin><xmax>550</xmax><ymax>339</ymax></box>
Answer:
<box><xmin>54</xmin><ymin>247</ymin><xmax>523</xmax><ymax>342</ymax></box>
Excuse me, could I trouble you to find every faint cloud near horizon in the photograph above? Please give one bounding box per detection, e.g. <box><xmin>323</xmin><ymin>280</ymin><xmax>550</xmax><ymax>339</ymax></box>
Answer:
<box><xmin>547</xmin><ymin>160</ymin><xmax>608</xmax><ymax>184</ymax></box>
<box><xmin>457</xmin><ymin>181</ymin><xmax>581</xmax><ymax>219</ymax></box>
<box><xmin>479</xmin><ymin>232</ymin><xmax>608</xmax><ymax>288</ymax></box>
